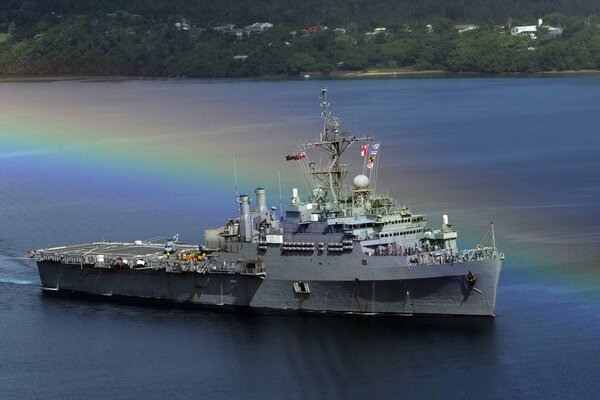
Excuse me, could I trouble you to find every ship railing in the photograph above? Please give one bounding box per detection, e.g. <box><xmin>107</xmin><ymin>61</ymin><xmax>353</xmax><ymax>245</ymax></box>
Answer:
<box><xmin>28</xmin><ymin>251</ymin><xmax>95</xmax><ymax>265</ymax></box>
<box><xmin>403</xmin><ymin>251</ymin><xmax>454</xmax><ymax>266</ymax></box>
<box><xmin>31</xmin><ymin>249</ymin><xmax>267</xmax><ymax>276</ymax></box>
<box><xmin>371</xmin><ymin>246</ymin><xmax>501</xmax><ymax>266</ymax></box>
<box><xmin>31</xmin><ymin>250</ymin><xmax>211</xmax><ymax>274</ymax></box>
<box><xmin>241</xmin><ymin>264</ymin><xmax>266</xmax><ymax>276</ymax></box>
<box><xmin>457</xmin><ymin>247</ymin><xmax>503</xmax><ymax>262</ymax></box>
<box><xmin>138</xmin><ymin>259</ymin><xmax>209</xmax><ymax>274</ymax></box>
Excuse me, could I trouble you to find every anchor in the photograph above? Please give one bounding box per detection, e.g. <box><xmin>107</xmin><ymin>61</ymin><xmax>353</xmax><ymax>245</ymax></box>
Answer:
<box><xmin>465</xmin><ymin>271</ymin><xmax>482</xmax><ymax>294</ymax></box>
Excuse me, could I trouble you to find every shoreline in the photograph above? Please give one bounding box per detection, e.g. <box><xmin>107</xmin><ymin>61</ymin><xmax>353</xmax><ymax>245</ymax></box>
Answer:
<box><xmin>2</xmin><ymin>69</ymin><xmax>600</xmax><ymax>82</ymax></box>
<box><xmin>327</xmin><ymin>68</ymin><xmax>600</xmax><ymax>78</ymax></box>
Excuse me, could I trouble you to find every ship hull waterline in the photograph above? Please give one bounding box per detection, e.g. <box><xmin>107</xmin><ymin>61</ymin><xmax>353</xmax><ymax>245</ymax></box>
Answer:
<box><xmin>36</xmin><ymin>258</ymin><xmax>501</xmax><ymax>317</ymax></box>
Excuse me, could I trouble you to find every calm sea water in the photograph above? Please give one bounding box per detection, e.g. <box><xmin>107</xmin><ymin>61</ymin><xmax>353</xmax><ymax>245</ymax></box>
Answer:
<box><xmin>1</xmin><ymin>76</ymin><xmax>600</xmax><ymax>399</ymax></box>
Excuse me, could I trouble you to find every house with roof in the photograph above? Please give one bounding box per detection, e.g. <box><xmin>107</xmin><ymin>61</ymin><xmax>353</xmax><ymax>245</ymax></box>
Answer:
<box><xmin>511</xmin><ymin>19</ymin><xmax>563</xmax><ymax>39</ymax></box>
<box><xmin>174</xmin><ymin>21</ymin><xmax>190</xmax><ymax>31</ymax></box>
<box><xmin>454</xmin><ymin>24</ymin><xmax>479</xmax><ymax>33</ymax></box>
<box><xmin>365</xmin><ymin>27</ymin><xmax>387</xmax><ymax>38</ymax></box>
<box><xmin>304</xmin><ymin>24</ymin><xmax>327</xmax><ymax>35</ymax></box>
<box><xmin>247</xmin><ymin>22</ymin><xmax>273</xmax><ymax>32</ymax></box>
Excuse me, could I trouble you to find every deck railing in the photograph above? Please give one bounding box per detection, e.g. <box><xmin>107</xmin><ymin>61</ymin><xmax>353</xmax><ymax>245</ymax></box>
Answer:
<box><xmin>372</xmin><ymin>246</ymin><xmax>503</xmax><ymax>266</ymax></box>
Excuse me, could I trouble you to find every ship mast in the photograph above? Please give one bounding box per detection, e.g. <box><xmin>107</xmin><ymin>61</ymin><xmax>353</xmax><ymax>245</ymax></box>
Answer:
<box><xmin>297</xmin><ymin>89</ymin><xmax>372</xmax><ymax>210</ymax></box>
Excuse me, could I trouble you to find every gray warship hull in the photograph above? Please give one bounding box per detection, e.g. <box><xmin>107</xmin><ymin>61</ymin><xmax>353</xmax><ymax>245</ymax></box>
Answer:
<box><xmin>35</xmin><ymin>243</ymin><xmax>501</xmax><ymax>316</ymax></box>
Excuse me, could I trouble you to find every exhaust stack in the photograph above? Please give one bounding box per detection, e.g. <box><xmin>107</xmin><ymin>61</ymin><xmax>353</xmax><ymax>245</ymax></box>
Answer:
<box><xmin>255</xmin><ymin>188</ymin><xmax>267</xmax><ymax>214</ymax></box>
<box><xmin>239</xmin><ymin>195</ymin><xmax>252</xmax><ymax>241</ymax></box>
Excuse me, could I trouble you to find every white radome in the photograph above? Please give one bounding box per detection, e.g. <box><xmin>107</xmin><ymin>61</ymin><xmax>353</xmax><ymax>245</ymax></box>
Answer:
<box><xmin>353</xmin><ymin>174</ymin><xmax>370</xmax><ymax>189</ymax></box>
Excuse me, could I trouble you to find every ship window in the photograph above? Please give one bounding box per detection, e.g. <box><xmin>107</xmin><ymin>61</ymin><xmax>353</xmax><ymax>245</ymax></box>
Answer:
<box><xmin>293</xmin><ymin>282</ymin><xmax>310</xmax><ymax>294</ymax></box>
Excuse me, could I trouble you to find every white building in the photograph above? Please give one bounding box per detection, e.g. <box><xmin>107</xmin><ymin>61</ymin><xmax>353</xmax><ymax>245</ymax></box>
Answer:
<box><xmin>511</xmin><ymin>25</ymin><xmax>538</xmax><ymax>37</ymax></box>
<box><xmin>454</xmin><ymin>24</ymin><xmax>479</xmax><ymax>33</ymax></box>
<box><xmin>174</xmin><ymin>21</ymin><xmax>190</xmax><ymax>31</ymax></box>
<box><xmin>247</xmin><ymin>22</ymin><xmax>273</xmax><ymax>32</ymax></box>
<box><xmin>511</xmin><ymin>19</ymin><xmax>563</xmax><ymax>39</ymax></box>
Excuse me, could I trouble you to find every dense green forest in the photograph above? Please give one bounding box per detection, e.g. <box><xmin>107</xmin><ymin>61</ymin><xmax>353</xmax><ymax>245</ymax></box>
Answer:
<box><xmin>1</xmin><ymin>0</ymin><xmax>600</xmax><ymax>76</ymax></box>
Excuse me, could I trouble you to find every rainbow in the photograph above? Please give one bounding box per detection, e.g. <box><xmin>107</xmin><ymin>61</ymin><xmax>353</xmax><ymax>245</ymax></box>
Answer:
<box><xmin>2</xmin><ymin>79</ymin><xmax>600</xmax><ymax>294</ymax></box>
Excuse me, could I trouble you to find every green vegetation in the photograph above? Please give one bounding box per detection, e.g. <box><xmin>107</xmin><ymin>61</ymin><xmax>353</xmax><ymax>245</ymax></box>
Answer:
<box><xmin>1</xmin><ymin>0</ymin><xmax>600</xmax><ymax>76</ymax></box>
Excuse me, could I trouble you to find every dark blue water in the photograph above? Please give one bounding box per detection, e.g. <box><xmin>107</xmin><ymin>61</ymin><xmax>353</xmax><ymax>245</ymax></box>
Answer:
<box><xmin>1</xmin><ymin>76</ymin><xmax>600</xmax><ymax>399</ymax></box>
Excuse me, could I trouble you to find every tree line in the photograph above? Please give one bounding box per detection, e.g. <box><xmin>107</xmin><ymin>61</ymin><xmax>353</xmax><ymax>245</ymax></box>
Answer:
<box><xmin>1</xmin><ymin>0</ymin><xmax>600</xmax><ymax>76</ymax></box>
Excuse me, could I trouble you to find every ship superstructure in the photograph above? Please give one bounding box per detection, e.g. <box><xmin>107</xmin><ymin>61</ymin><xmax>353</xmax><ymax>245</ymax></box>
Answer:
<box><xmin>28</xmin><ymin>90</ymin><xmax>503</xmax><ymax>316</ymax></box>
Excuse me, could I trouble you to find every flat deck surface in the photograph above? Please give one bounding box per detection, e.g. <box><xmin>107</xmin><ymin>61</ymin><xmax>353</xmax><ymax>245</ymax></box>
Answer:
<box><xmin>39</xmin><ymin>242</ymin><xmax>200</xmax><ymax>260</ymax></box>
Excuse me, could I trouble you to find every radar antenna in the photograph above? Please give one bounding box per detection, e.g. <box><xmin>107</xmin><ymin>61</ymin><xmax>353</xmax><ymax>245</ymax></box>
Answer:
<box><xmin>295</xmin><ymin>89</ymin><xmax>372</xmax><ymax>209</ymax></box>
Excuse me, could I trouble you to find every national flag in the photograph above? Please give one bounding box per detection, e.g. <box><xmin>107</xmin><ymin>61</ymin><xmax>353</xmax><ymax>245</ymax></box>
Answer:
<box><xmin>286</xmin><ymin>153</ymin><xmax>305</xmax><ymax>161</ymax></box>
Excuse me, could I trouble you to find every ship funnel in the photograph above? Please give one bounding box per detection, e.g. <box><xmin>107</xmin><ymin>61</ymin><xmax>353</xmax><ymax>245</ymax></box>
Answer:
<box><xmin>239</xmin><ymin>195</ymin><xmax>252</xmax><ymax>241</ymax></box>
<box><xmin>292</xmin><ymin>188</ymin><xmax>299</xmax><ymax>204</ymax></box>
<box><xmin>443</xmin><ymin>214</ymin><xmax>449</xmax><ymax>228</ymax></box>
<box><xmin>255</xmin><ymin>188</ymin><xmax>267</xmax><ymax>214</ymax></box>
<box><xmin>538</xmin><ymin>18</ymin><xmax>543</xmax><ymax>27</ymax></box>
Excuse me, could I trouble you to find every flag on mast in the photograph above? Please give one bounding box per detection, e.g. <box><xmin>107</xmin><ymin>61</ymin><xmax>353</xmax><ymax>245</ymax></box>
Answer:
<box><xmin>366</xmin><ymin>142</ymin><xmax>380</xmax><ymax>169</ymax></box>
<box><xmin>360</xmin><ymin>144</ymin><xmax>370</xmax><ymax>157</ymax></box>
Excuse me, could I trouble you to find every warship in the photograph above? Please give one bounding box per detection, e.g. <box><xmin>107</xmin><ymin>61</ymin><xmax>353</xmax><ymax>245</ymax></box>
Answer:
<box><xmin>28</xmin><ymin>89</ymin><xmax>503</xmax><ymax>316</ymax></box>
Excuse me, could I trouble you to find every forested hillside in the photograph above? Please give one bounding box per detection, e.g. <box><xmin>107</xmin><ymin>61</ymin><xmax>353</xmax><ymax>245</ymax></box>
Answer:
<box><xmin>1</xmin><ymin>0</ymin><xmax>600</xmax><ymax>76</ymax></box>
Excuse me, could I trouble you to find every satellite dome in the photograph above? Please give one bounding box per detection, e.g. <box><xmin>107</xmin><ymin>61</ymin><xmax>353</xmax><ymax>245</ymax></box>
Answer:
<box><xmin>353</xmin><ymin>174</ymin><xmax>370</xmax><ymax>189</ymax></box>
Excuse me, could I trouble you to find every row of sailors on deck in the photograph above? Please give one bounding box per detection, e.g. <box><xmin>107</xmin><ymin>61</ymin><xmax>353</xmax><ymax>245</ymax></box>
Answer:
<box><xmin>374</xmin><ymin>244</ymin><xmax>418</xmax><ymax>257</ymax></box>
<box><xmin>408</xmin><ymin>252</ymin><xmax>454</xmax><ymax>266</ymax></box>
<box><xmin>374</xmin><ymin>244</ymin><xmax>454</xmax><ymax>264</ymax></box>
<box><xmin>375</xmin><ymin>242</ymin><xmax>445</xmax><ymax>257</ymax></box>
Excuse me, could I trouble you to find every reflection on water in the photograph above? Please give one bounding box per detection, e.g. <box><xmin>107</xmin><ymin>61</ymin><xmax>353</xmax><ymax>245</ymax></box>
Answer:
<box><xmin>30</xmin><ymin>288</ymin><xmax>499</xmax><ymax>400</ymax></box>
